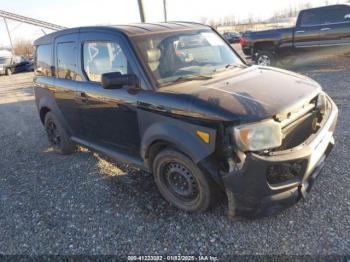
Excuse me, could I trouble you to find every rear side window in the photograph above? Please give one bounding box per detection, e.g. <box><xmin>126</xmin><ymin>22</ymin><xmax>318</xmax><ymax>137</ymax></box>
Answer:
<box><xmin>83</xmin><ymin>41</ymin><xmax>129</xmax><ymax>82</ymax></box>
<box><xmin>299</xmin><ymin>10</ymin><xmax>321</xmax><ymax>27</ymax></box>
<box><xmin>35</xmin><ymin>44</ymin><xmax>52</xmax><ymax>76</ymax></box>
<box><xmin>57</xmin><ymin>42</ymin><xmax>81</xmax><ymax>80</ymax></box>
<box><xmin>319</xmin><ymin>6</ymin><xmax>350</xmax><ymax>24</ymax></box>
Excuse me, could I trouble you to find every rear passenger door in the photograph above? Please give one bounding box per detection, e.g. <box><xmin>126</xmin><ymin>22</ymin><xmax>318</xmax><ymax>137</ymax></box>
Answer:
<box><xmin>77</xmin><ymin>32</ymin><xmax>143</xmax><ymax>156</ymax></box>
<box><xmin>317</xmin><ymin>5</ymin><xmax>350</xmax><ymax>46</ymax></box>
<box><xmin>54</xmin><ymin>34</ymin><xmax>85</xmax><ymax>137</ymax></box>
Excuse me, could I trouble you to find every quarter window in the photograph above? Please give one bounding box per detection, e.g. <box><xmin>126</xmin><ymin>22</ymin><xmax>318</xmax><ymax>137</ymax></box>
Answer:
<box><xmin>57</xmin><ymin>42</ymin><xmax>80</xmax><ymax>80</ymax></box>
<box><xmin>35</xmin><ymin>44</ymin><xmax>52</xmax><ymax>76</ymax></box>
<box><xmin>319</xmin><ymin>6</ymin><xmax>350</xmax><ymax>24</ymax></box>
<box><xmin>83</xmin><ymin>41</ymin><xmax>129</xmax><ymax>82</ymax></box>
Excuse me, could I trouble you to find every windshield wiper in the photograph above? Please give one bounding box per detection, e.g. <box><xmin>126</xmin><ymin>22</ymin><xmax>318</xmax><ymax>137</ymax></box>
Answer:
<box><xmin>212</xmin><ymin>63</ymin><xmax>246</xmax><ymax>73</ymax></box>
<box><xmin>172</xmin><ymin>74</ymin><xmax>213</xmax><ymax>83</ymax></box>
<box><xmin>225</xmin><ymin>63</ymin><xmax>246</xmax><ymax>69</ymax></box>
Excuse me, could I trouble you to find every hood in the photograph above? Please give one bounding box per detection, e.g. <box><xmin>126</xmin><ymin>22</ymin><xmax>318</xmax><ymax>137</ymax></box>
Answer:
<box><xmin>161</xmin><ymin>66</ymin><xmax>321</xmax><ymax>122</ymax></box>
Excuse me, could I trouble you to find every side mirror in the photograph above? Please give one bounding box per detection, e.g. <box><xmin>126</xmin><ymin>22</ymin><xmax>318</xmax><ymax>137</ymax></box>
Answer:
<box><xmin>101</xmin><ymin>72</ymin><xmax>139</xmax><ymax>90</ymax></box>
<box><xmin>345</xmin><ymin>14</ymin><xmax>350</xmax><ymax>20</ymax></box>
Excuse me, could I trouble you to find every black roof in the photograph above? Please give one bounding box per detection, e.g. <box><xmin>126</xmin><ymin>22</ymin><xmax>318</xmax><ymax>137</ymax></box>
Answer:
<box><xmin>34</xmin><ymin>22</ymin><xmax>209</xmax><ymax>45</ymax></box>
<box><xmin>301</xmin><ymin>3</ymin><xmax>350</xmax><ymax>12</ymax></box>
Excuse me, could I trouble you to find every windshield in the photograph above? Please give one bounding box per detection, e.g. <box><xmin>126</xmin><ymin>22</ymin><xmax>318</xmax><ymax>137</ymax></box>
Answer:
<box><xmin>133</xmin><ymin>29</ymin><xmax>243</xmax><ymax>86</ymax></box>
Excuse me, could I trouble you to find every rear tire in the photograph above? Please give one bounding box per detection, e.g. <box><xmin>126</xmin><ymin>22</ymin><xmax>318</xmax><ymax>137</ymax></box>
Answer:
<box><xmin>153</xmin><ymin>149</ymin><xmax>214</xmax><ymax>213</ymax></box>
<box><xmin>255</xmin><ymin>50</ymin><xmax>276</xmax><ymax>66</ymax></box>
<box><xmin>44</xmin><ymin>112</ymin><xmax>76</xmax><ymax>155</ymax></box>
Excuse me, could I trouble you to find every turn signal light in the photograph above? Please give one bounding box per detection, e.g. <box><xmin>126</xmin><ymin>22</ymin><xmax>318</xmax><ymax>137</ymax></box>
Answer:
<box><xmin>196</xmin><ymin>131</ymin><xmax>210</xmax><ymax>144</ymax></box>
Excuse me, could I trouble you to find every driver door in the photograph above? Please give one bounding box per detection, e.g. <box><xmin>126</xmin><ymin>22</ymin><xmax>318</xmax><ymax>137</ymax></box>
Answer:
<box><xmin>294</xmin><ymin>9</ymin><xmax>323</xmax><ymax>48</ymax></box>
<box><xmin>76</xmin><ymin>32</ymin><xmax>142</xmax><ymax>156</ymax></box>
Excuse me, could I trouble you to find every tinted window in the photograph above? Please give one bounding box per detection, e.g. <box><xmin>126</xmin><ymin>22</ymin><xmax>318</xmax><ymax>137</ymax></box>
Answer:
<box><xmin>83</xmin><ymin>41</ymin><xmax>129</xmax><ymax>82</ymax></box>
<box><xmin>57</xmin><ymin>42</ymin><xmax>80</xmax><ymax>80</ymax></box>
<box><xmin>35</xmin><ymin>44</ymin><xmax>52</xmax><ymax>76</ymax></box>
<box><xmin>320</xmin><ymin>6</ymin><xmax>350</xmax><ymax>24</ymax></box>
<box><xmin>299</xmin><ymin>10</ymin><xmax>321</xmax><ymax>27</ymax></box>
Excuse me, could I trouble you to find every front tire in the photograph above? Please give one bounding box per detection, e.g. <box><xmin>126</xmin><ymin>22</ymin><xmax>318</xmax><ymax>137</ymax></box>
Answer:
<box><xmin>5</xmin><ymin>68</ymin><xmax>12</xmax><ymax>76</ymax></box>
<box><xmin>153</xmin><ymin>149</ymin><xmax>214</xmax><ymax>213</ymax></box>
<box><xmin>44</xmin><ymin>112</ymin><xmax>76</xmax><ymax>154</ymax></box>
<box><xmin>255</xmin><ymin>50</ymin><xmax>276</xmax><ymax>66</ymax></box>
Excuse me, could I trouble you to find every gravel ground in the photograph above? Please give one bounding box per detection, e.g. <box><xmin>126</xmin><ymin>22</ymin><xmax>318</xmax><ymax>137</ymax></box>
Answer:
<box><xmin>0</xmin><ymin>53</ymin><xmax>349</xmax><ymax>258</ymax></box>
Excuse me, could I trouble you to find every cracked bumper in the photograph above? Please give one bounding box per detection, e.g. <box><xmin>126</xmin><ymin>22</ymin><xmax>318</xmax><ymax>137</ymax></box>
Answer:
<box><xmin>222</xmin><ymin>97</ymin><xmax>338</xmax><ymax>218</ymax></box>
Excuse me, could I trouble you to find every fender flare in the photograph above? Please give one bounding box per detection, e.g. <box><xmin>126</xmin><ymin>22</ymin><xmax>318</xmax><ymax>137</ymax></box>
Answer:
<box><xmin>141</xmin><ymin>121</ymin><xmax>216</xmax><ymax>164</ymax></box>
<box><xmin>253</xmin><ymin>40</ymin><xmax>279</xmax><ymax>56</ymax></box>
<box><xmin>37</xmin><ymin>94</ymin><xmax>73</xmax><ymax>136</ymax></box>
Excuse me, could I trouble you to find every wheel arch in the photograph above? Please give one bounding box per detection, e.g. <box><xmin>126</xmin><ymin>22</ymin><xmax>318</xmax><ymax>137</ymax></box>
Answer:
<box><xmin>145</xmin><ymin>140</ymin><xmax>177</xmax><ymax>171</ymax></box>
<box><xmin>37</xmin><ymin>95</ymin><xmax>72</xmax><ymax>136</ymax></box>
<box><xmin>39</xmin><ymin>106</ymin><xmax>51</xmax><ymax>124</ymax></box>
<box><xmin>253</xmin><ymin>41</ymin><xmax>276</xmax><ymax>55</ymax></box>
<box><xmin>141</xmin><ymin>122</ymin><xmax>216</xmax><ymax>170</ymax></box>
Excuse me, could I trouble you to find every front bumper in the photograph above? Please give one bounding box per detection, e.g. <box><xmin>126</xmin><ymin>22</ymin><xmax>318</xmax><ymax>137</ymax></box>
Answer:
<box><xmin>222</xmin><ymin>96</ymin><xmax>338</xmax><ymax>218</ymax></box>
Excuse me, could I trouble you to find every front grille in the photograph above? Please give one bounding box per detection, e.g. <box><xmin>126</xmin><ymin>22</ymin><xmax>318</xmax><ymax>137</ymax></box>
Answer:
<box><xmin>272</xmin><ymin>96</ymin><xmax>322</xmax><ymax>152</ymax></box>
<box><xmin>278</xmin><ymin>112</ymin><xmax>319</xmax><ymax>151</ymax></box>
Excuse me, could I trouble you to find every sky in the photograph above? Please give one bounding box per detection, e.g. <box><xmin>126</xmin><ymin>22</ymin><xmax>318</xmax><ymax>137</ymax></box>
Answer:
<box><xmin>0</xmin><ymin>0</ymin><xmax>346</xmax><ymax>47</ymax></box>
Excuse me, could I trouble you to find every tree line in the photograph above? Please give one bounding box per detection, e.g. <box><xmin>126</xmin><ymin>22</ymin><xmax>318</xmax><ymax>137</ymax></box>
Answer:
<box><xmin>200</xmin><ymin>1</ymin><xmax>331</xmax><ymax>27</ymax></box>
<box><xmin>0</xmin><ymin>39</ymin><xmax>34</xmax><ymax>58</ymax></box>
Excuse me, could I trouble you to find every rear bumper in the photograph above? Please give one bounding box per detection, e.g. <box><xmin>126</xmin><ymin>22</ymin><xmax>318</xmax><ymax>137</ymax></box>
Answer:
<box><xmin>221</xmin><ymin>96</ymin><xmax>338</xmax><ymax>218</ymax></box>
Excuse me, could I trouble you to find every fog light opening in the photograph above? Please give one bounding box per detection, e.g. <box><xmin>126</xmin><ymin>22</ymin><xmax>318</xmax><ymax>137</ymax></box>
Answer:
<box><xmin>266</xmin><ymin>160</ymin><xmax>306</xmax><ymax>185</ymax></box>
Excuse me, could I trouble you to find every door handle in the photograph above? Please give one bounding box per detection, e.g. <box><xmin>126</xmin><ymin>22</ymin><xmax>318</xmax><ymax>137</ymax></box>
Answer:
<box><xmin>295</xmin><ymin>30</ymin><xmax>305</xmax><ymax>34</ymax></box>
<box><xmin>321</xmin><ymin>28</ymin><xmax>331</xmax><ymax>31</ymax></box>
<box><xmin>75</xmin><ymin>92</ymin><xmax>88</xmax><ymax>103</ymax></box>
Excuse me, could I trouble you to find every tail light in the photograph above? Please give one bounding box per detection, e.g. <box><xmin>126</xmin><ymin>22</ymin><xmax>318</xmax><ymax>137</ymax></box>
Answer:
<box><xmin>240</xmin><ymin>36</ymin><xmax>247</xmax><ymax>46</ymax></box>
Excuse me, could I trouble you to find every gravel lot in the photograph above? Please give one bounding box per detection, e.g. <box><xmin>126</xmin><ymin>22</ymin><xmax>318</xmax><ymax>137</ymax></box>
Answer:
<box><xmin>0</xmin><ymin>53</ymin><xmax>349</xmax><ymax>257</ymax></box>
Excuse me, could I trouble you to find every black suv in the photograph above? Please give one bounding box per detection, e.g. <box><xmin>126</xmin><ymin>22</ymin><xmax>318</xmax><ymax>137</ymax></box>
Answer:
<box><xmin>33</xmin><ymin>23</ymin><xmax>338</xmax><ymax>218</ymax></box>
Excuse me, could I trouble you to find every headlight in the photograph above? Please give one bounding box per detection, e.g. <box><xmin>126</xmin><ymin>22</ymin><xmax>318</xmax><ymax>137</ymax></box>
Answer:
<box><xmin>317</xmin><ymin>93</ymin><xmax>327</xmax><ymax>115</ymax></box>
<box><xmin>233</xmin><ymin>120</ymin><xmax>282</xmax><ymax>151</ymax></box>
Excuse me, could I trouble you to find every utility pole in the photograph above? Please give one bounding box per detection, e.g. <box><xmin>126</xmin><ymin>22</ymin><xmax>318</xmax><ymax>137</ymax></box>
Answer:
<box><xmin>3</xmin><ymin>18</ymin><xmax>14</xmax><ymax>56</ymax></box>
<box><xmin>163</xmin><ymin>0</ymin><xmax>168</xmax><ymax>22</ymax></box>
<box><xmin>137</xmin><ymin>0</ymin><xmax>146</xmax><ymax>23</ymax></box>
